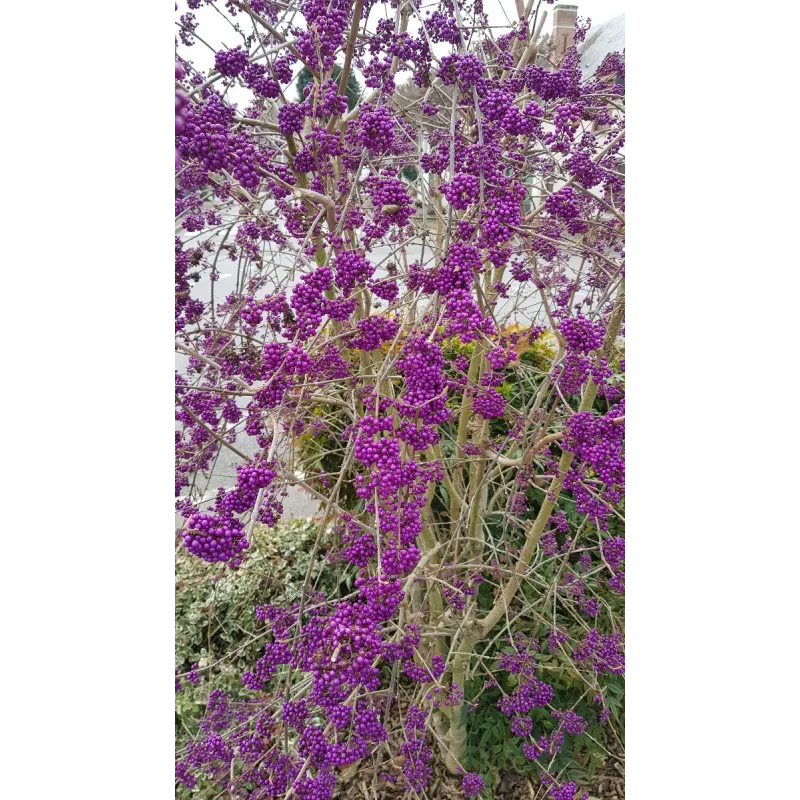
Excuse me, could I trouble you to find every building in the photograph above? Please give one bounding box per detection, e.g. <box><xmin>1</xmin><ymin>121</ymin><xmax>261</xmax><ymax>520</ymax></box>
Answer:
<box><xmin>552</xmin><ymin>4</ymin><xmax>580</xmax><ymax>63</ymax></box>
<box><xmin>577</xmin><ymin>11</ymin><xmax>625</xmax><ymax>77</ymax></box>
<box><xmin>540</xmin><ymin>5</ymin><xmax>625</xmax><ymax>74</ymax></box>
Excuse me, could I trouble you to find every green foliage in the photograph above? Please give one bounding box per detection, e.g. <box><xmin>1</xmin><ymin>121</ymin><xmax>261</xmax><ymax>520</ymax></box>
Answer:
<box><xmin>463</xmin><ymin>648</ymin><xmax>623</xmax><ymax>789</ymax></box>
<box><xmin>295</xmin><ymin>413</ymin><xmax>359</xmax><ymax>511</ymax></box>
<box><xmin>401</xmin><ymin>165</ymin><xmax>419</xmax><ymax>183</ymax></box>
<box><xmin>175</xmin><ymin>519</ymin><xmax>341</xmax><ymax>747</ymax></box>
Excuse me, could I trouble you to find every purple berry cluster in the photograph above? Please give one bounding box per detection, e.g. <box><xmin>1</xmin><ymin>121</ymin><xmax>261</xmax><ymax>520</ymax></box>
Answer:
<box><xmin>498</xmin><ymin>676</ymin><xmax>555</xmax><ymax>716</ymax></box>
<box><xmin>350</xmin><ymin>315</ymin><xmax>399</xmax><ymax>351</ymax></box>
<box><xmin>441</xmin><ymin>172</ymin><xmax>480</xmax><ymax>210</ymax></box>
<box><xmin>399</xmin><ymin>706</ymin><xmax>432</xmax><ymax>792</ymax></box>
<box><xmin>278</xmin><ymin>102</ymin><xmax>306</xmax><ymax>136</ymax></box>
<box><xmin>444</xmin><ymin>289</ymin><xmax>494</xmax><ymax>343</ymax></box>
<box><xmin>290</xmin><ymin>267</ymin><xmax>334</xmax><ymax>340</ymax></box>
<box><xmin>559</xmin><ymin>314</ymin><xmax>605</xmax><ymax>353</ymax></box>
<box><xmin>243</xmin><ymin>63</ymin><xmax>280</xmax><ymax>98</ymax></box>
<box><xmin>462</xmin><ymin>772</ymin><xmax>486</xmax><ymax>798</ymax></box>
<box><xmin>296</xmin><ymin>0</ymin><xmax>349</xmax><ymax>71</ymax></box>
<box><xmin>522</xmin><ymin>731</ymin><xmax>565</xmax><ymax>761</ymax></box>
<box><xmin>334</xmin><ymin>249</ymin><xmax>374</xmax><ymax>294</ymax></box>
<box><xmin>427</xmin><ymin>11</ymin><xmax>461</xmax><ymax>44</ymax></box>
<box><xmin>438</xmin><ymin>52</ymin><xmax>486</xmax><ymax>89</ymax></box>
<box><xmin>552</xmin><ymin>708</ymin><xmax>588</xmax><ymax>735</ymax></box>
<box><xmin>182</xmin><ymin>512</ymin><xmax>248</xmax><ymax>564</ymax></box>
<box><xmin>472</xmin><ymin>388</ymin><xmax>506</xmax><ymax>419</ymax></box>
<box><xmin>546</xmin><ymin>186</ymin><xmax>582</xmax><ymax>221</ymax></box>
<box><xmin>356</xmin><ymin>104</ymin><xmax>395</xmax><ymax>155</ymax></box>
<box><xmin>602</xmin><ymin>535</ymin><xmax>625</xmax><ymax>571</ymax></box>
<box><xmin>215</xmin><ymin>46</ymin><xmax>249</xmax><ymax>78</ymax></box>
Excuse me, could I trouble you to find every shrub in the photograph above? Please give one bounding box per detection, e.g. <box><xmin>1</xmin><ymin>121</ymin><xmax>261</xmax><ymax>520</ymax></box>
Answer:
<box><xmin>175</xmin><ymin>2</ymin><xmax>625</xmax><ymax>798</ymax></box>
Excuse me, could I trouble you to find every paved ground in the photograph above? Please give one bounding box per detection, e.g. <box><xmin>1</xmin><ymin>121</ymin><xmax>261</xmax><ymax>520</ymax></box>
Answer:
<box><xmin>185</xmin><ymin>431</ymin><xmax>320</xmax><ymax>521</ymax></box>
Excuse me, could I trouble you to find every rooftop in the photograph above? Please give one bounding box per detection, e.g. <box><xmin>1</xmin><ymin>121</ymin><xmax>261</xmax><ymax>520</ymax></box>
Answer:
<box><xmin>578</xmin><ymin>13</ymin><xmax>625</xmax><ymax>76</ymax></box>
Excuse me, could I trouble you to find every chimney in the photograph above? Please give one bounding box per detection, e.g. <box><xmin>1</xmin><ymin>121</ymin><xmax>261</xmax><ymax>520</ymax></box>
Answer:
<box><xmin>552</xmin><ymin>4</ymin><xmax>578</xmax><ymax>62</ymax></box>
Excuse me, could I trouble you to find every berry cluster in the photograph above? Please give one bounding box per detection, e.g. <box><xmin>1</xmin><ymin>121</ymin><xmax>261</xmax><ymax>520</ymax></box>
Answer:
<box><xmin>334</xmin><ymin>249</ymin><xmax>374</xmax><ymax>294</ymax></box>
<box><xmin>350</xmin><ymin>315</ymin><xmax>399</xmax><ymax>351</ymax></box>
<box><xmin>441</xmin><ymin>172</ymin><xmax>479</xmax><ymax>209</ymax></box>
<box><xmin>243</xmin><ymin>63</ymin><xmax>280</xmax><ymax>98</ymax></box>
<box><xmin>427</xmin><ymin>11</ymin><xmax>461</xmax><ymax>45</ymax></box>
<box><xmin>562</xmin><ymin>409</ymin><xmax>625</xmax><ymax>487</ymax></box>
<box><xmin>564</xmin><ymin>149</ymin><xmax>604</xmax><ymax>188</ymax></box>
<box><xmin>297</xmin><ymin>0</ymin><xmax>349</xmax><ymax>71</ymax></box>
<box><xmin>215</xmin><ymin>46</ymin><xmax>249</xmax><ymax>78</ymax></box>
<box><xmin>552</xmin><ymin>708</ymin><xmax>588</xmax><ymax>735</ymax></box>
<box><xmin>307</xmin><ymin>78</ymin><xmax>348</xmax><ymax>118</ymax></box>
<box><xmin>462</xmin><ymin>772</ymin><xmax>486</xmax><ymax>798</ymax></box>
<box><xmin>498</xmin><ymin>676</ymin><xmax>555</xmax><ymax>716</ymax></box>
<box><xmin>399</xmin><ymin>706</ymin><xmax>432</xmax><ymax>792</ymax></box>
<box><xmin>545</xmin><ymin>103</ymin><xmax>583</xmax><ymax>152</ymax></box>
<box><xmin>483</xmin><ymin>183</ymin><xmax>525</xmax><ymax>245</ymax></box>
<box><xmin>290</xmin><ymin>267</ymin><xmax>334</xmax><ymax>340</ymax></box>
<box><xmin>522</xmin><ymin>731</ymin><xmax>565</xmax><ymax>761</ymax></box>
<box><xmin>364</xmin><ymin>176</ymin><xmax>415</xmax><ymax>241</ymax></box>
<box><xmin>356</xmin><ymin>104</ymin><xmax>395</xmax><ymax>155</ymax></box>
<box><xmin>602</xmin><ymin>536</ymin><xmax>625</xmax><ymax>570</ymax></box>
<box><xmin>182</xmin><ymin>513</ymin><xmax>248</xmax><ymax>564</ymax></box>
<box><xmin>278</xmin><ymin>102</ymin><xmax>306</xmax><ymax>135</ymax></box>
<box><xmin>438</xmin><ymin>52</ymin><xmax>486</xmax><ymax>89</ymax></box>
<box><xmin>546</xmin><ymin>186</ymin><xmax>582</xmax><ymax>220</ymax></box>
<box><xmin>472</xmin><ymin>388</ymin><xmax>506</xmax><ymax>419</ymax></box>
<box><xmin>444</xmin><ymin>289</ymin><xmax>494</xmax><ymax>343</ymax></box>
<box><xmin>559</xmin><ymin>314</ymin><xmax>605</xmax><ymax>353</ymax></box>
